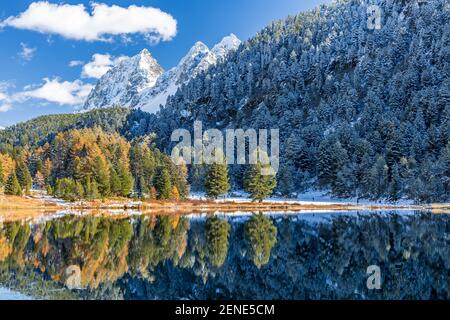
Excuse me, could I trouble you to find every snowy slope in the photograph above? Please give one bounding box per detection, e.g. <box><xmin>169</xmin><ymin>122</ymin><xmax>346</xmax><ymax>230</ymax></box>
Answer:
<box><xmin>83</xmin><ymin>34</ymin><xmax>241</xmax><ymax>113</ymax></box>
<box><xmin>83</xmin><ymin>49</ymin><xmax>164</xmax><ymax>110</ymax></box>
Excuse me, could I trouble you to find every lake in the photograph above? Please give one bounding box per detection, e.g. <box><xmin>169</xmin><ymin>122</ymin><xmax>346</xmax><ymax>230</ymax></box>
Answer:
<box><xmin>0</xmin><ymin>210</ymin><xmax>448</xmax><ymax>300</ymax></box>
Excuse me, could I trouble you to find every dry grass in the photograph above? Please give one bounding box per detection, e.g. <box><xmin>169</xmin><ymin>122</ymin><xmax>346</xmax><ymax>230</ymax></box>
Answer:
<box><xmin>0</xmin><ymin>194</ymin><xmax>445</xmax><ymax>222</ymax></box>
<box><xmin>0</xmin><ymin>195</ymin><xmax>60</xmax><ymax>210</ymax></box>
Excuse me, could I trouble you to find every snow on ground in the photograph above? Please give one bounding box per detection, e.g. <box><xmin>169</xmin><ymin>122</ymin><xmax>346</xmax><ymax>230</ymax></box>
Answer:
<box><xmin>0</xmin><ymin>288</ymin><xmax>32</xmax><ymax>300</ymax></box>
<box><xmin>189</xmin><ymin>190</ymin><xmax>417</xmax><ymax>206</ymax></box>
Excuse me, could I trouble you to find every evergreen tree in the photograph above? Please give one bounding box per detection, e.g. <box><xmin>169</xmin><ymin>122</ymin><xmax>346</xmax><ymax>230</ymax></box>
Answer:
<box><xmin>75</xmin><ymin>181</ymin><xmax>85</xmax><ymax>200</ymax></box>
<box><xmin>117</xmin><ymin>163</ymin><xmax>134</xmax><ymax>197</ymax></box>
<box><xmin>90</xmin><ymin>180</ymin><xmax>100</xmax><ymax>200</ymax></box>
<box><xmin>205</xmin><ymin>159</ymin><xmax>230</xmax><ymax>199</ymax></box>
<box><xmin>278</xmin><ymin>165</ymin><xmax>294</xmax><ymax>197</ymax></box>
<box><xmin>46</xmin><ymin>184</ymin><xmax>53</xmax><ymax>196</ymax></box>
<box><xmin>368</xmin><ymin>156</ymin><xmax>389</xmax><ymax>200</ymax></box>
<box><xmin>154</xmin><ymin>167</ymin><xmax>172</xmax><ymax>200</ymax></box>
<box><xmin>16</xmin><ymin>160</ymin><xmax>32</xmax><ymax>195</ymax></box>
<box><xmin>389</xmin><ymin>164</ymin><xmax>402</xmax><ymax>202</ymax></box>
<box><xmin>93</xmin><ymin>156</ymin><xmax>110</xmax><ymax>197</ymax></box>
<box><xmin>4</xmin><ymin>172</ymin><xmax>22</xmax><ymax>196</ymax></box>
<box><xmin>244</xmin><ymin>162</ymin><xmax>277</xmax><ymax>202</ymax></box>
<box><xmin>0</xmin><ymin>161</ymin><xmax>4</xmax><ymax>186</ymax></box>
<box><xmin>109</xmin><ymin>167</ymin><xmax>121</xmax><ymax>196</ymax></box>
<box><xmin>333</xmin><ymin>164</ymin><xmax>357</xmax><ymax>198</ymax></box>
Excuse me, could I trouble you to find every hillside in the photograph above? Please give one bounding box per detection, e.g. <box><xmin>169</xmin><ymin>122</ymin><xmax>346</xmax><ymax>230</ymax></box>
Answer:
<box><xmin>0</xmin><ymin>0</ymin><xmax>448</xmax><ymax>203</ymax></box>
<box><xmin>153</xmin><ymin>0</ymin><xmax>450</xmax><ymax>202</ymax></box>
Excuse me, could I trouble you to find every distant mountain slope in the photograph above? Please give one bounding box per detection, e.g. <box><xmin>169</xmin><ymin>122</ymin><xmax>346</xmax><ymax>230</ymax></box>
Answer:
<box><xmin>83</xmin><ymin>50</ymin><xmax>164</xmax><ymax>111</ymax></box>
<box><xmin>154</xmin><ymin>0</ymin><xmax>450</xmax><ymax>202</ymax></box>
<box><xmin>0</xmin><ymin>108</ymin><xmax>136</xmax><ymax>148</ymax></box>
<box><xmin>83</xmin><ymin>34</ymin><xmax>241</xmax><ymax>113</ymax></box>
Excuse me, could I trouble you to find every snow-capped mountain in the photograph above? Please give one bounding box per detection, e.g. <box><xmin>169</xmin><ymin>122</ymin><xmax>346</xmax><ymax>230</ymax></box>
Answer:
<box><xmin>83</xmin><ymin>34</ymin><xmax>241</xmax><ymax>113</ymax></box>
<box><xmin>83</xmin><ymin>49</ymin><xmax>164</xmax><ymax>110</ymax></box>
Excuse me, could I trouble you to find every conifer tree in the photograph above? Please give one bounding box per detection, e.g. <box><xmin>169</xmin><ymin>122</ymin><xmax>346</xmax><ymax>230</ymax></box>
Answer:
<box><xmin>0</xmin><ymin>161</ymin><xmax>4</xmax><ymax>186</ymax></box>
<box><xmin>389</xmin><ymin>164</ymin><xmax>401</xmax><ymax>202</ymax></box>
<box><xmin>117</xmin><ymin>163</ymin><xmax>134</xmax><ymax>197</ymax></box>
<box><xmin>75</xmin><ymin>181</ymin><xmax>85</xmax><ymax>200</ymax></box>
<box><xmin>205</xmin><ymin>158</ymin><xmax>230</xmax><ymax>199</ymax></box>
<box><xmin>5</xmin><ymin>172</ymin><xmax>22</xmax><ymax>196</ymax></box>
<box><xmin>244</xmin><ymin>162</ymin><xmax>277</xmax><ymax>202</ymax></box>
<box><xmin>46</xmin><ymin>184</ymin><xmax>53</xmax><ymax>196</ymax></box>
<box><xmin>154</xmin><ymin>167</ymin><xmax>172</xmax><ymax>200</ymax></box>
<box><xmin>93</xmin><ymin>156</ymin><xmax>110</xmax><ymax>197</ymax></box>
<box><xmin>109</xmin><ymin>167</ymin><xmax>122</xmax><ymax>196</ymax></box>
<box><xmin>16</xmin><ymin>160</ymin><xmax>32</xmax><ymax>195</ymax></box>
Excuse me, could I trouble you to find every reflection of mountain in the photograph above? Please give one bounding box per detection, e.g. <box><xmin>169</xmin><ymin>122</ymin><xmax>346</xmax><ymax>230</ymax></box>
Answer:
<box><xmin>0</xmin><ymin>212</ymin><xmax>448</xmax><ymax>300</ymax></box>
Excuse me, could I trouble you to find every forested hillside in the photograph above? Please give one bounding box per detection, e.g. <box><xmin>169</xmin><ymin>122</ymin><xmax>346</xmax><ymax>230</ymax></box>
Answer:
<box><xmin>153</xmin><ymin>0</ymin><xmax>450</xmax><ymax>202</ymax></box>
<box><xmin>0</xmin><ymin>126</ymin><xmax>188</xmax><ymax>201</ymax></box>
<box><xmin>0</xmin><ymin>108</ymin><xmax>156</xmax><ymax>150</ymax></box>
<box><xmin>0</xmin><ymin>0</ymin><xmax>448</xmax><ymax>203</ymax></box>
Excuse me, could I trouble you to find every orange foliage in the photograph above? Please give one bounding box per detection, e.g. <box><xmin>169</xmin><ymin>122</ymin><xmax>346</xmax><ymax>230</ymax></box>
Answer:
<box><xmin>0</xmin><ymin>235</ymin><xmax>12</xmax><ymax>262</ymax></box>
<box><xmin>0</xmin><ymin>153</ymin><xmax>15</xmax><ymax>181</ymax></box>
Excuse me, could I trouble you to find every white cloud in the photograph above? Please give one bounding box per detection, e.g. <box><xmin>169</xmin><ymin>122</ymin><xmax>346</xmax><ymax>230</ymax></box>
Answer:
<box><xmin>69</xmin><ymin>60</ymin><xmax>84</xmax><ymax>67</ymax></box>
<box><xmin>0</xmin><ymin>104</ymin><xmax>12</xmax><ymax>112</ymax></box>
<box><xmin>0</xmin><ymin>82</ymin><xmax>13</xmax><ymax>112</ymax></box>
<box><xmin>1</xmin><ymin>2</ymin><xmax>177</xmax><ymax>43</ymax></box>
<box><xmin>81</xmin><ymin>53</ymin><xmax>128</xmax><ymax>79</ymax></box>
<box><xmin>17</xmin><ymin>78</ymin><xmax>93</xmax><ymax>105</ymax></box>
<box><xmin>19</xmin><ymin>42</ymin><xmax>36</xmax><ymax>61</ymax></box>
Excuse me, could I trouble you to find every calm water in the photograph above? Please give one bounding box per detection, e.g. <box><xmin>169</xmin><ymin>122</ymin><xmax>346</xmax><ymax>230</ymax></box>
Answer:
<box><xmin>0</xmin><ymin>211</ymin><xmax>448</xmax><ymax>300</ymax></box>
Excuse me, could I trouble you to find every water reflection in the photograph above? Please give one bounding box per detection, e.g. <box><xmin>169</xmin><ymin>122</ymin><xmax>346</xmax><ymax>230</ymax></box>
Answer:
<box><xmin>0</xmin><ymin>211</ymin><xmax>448</xmax><ymax>300</ymax></box>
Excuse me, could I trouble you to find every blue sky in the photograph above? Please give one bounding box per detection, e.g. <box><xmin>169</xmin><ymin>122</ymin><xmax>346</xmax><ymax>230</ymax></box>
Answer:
<box><xmin>0</xmin><ymin>0</ymin><xmax>331</xmax><ymax>127</ymax></box>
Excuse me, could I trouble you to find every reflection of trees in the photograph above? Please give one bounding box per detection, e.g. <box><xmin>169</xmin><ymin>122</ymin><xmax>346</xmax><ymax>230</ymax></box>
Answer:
<box><xmin>0</xmin><ymin>212</ymin><xmax>448</xmax><ymax>299</ymax></box>
<box><xmin>127</xmin><ymin>215</ymin><xmax>190</xmax><ymax>279</ymax></box>
<box><xmin>205</xmin><ymin>217</ymin><xmax>231</xmax><ymax>268</ymax></box>
<box><xmin>245</xmin><ymin>214</ymin><xmax>277</xmax><ymax>268</ymax></box>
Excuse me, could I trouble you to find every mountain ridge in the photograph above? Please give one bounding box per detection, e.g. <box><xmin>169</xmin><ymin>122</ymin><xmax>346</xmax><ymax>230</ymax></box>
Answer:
<box><xmin>83</xmin><ymin>34</ymin><xmax>242</xmax><ymax>113</ymax></box>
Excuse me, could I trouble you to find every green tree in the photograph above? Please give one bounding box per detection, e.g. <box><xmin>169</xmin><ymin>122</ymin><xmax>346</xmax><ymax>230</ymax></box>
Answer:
<box><xmin>4</xmin><ymin>171</ymin><xmax>22</xmax><ymax>196</ymax></box>
<box><xmin>117</xmin><ymin>163</ymin><xmax>134</xmax><ymax>197</ymax></box>
<box><xmin>16</xmin><ymin>160</ymin><xmax>32</xmax><ymax>195</ymax></box>
<box><xmin>244</xmin><ymin>162</ymin><xmax>277</xmax><ymax>202</ymax></box>
<box><xmin>75</xmin><ymin>180</ymin><xmax>85</xmax><ymax>200</ymax></box>
<box><xmin>93</xmin><ymin>156</ymin><xmax>110</xmax><ymax>197</ymax></box>
<box><xmin>389</xmin><ymin>164</ymin><xmax>401</xmax><ymax>202</ymax></box>
<box><xmin>90</xmin><ymin>180</ymin><xmax>100</xmax><ymax>200</ymax></box>
<box><xmin>109</xmin><ymin>167</ymin><xmax>121</xmax><ymax>196</ymax></box>
<box><xmin>205</xmin><ymin>160</ymin><xmax>230</xmax><ymax>199</ymax></box>
<box><xmin>0</xmin><ymin>161</ymin><xmax>4</xmax><ymax>186</ymax></box>
<box><xmin>154</xmin><ymin>167</ymin><xmax>172</xmax><ymax>200</ymax></box>
<box><xmin>46</xmin><ymin>184</ymin><xmax>53</xmax><ymax>196</ymax></box>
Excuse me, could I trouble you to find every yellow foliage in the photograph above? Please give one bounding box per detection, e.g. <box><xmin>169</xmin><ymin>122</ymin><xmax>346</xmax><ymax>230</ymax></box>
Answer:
<box><xmin>0</xmin><ymin>235</ymin><xmax>12</xmax><ymax>262</ymax></box>
<box><xmin>171</xmin><ymin>186</ymin><xmax>180</xmax><ymax>201</ymax></box>
<box><xmin>0</xmin><ymin>153</ymin><xmax>16</xmax><ymax>181</ymax></box>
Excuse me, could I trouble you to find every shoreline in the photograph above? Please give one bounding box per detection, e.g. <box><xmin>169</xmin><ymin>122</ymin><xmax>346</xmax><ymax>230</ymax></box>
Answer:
<box><xmin>0</xmin><ymin>194</ymin><xmax>448</xmax><ymax>222</ymax></box>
